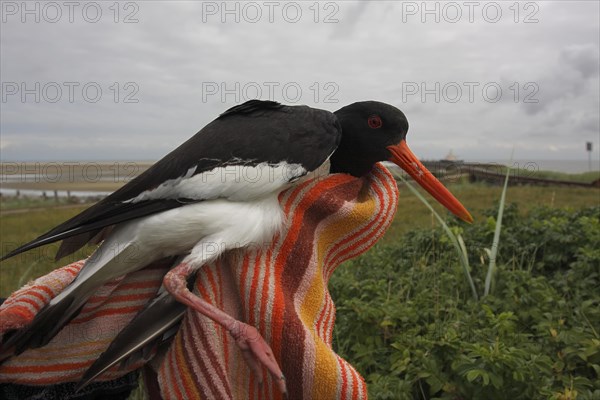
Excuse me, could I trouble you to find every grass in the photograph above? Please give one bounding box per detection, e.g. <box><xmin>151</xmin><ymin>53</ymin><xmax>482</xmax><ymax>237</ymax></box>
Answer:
<box><xmin>384</xmin><ymin>182</ymin><xmax>600</xmax><ymax>240</ymax></box>
<box><xmin>1</xmin><ymin>197</ymin><xmax>69</xmax><ymax>211</ymax></box>
<box><xmin>0</xmin><ymin>196</ymin><xmax>98</xmax><ymax>211</ymax></box>
<box><xmin>528</xmin><ymin>169</ymin><xmax>600</xmax><ymax>183</ymax></box>
<box><xmin>0</xmin><ymin>205</ymin><xmax>90</xmax><ymax>296</ymax></box>
<box><xmin>462</xmin><ymin>164</ymin><xmax>600</xmax><ymax>184</ymax></box>
<box><xmin>1</xmin><ymin>181</ymin><xmax>125</xmax><ymax>192</ymax></box>
<box><xmin>484</xmin><ymin>162</ymin><xmax>511</xmax><ymax>297</ymax></box>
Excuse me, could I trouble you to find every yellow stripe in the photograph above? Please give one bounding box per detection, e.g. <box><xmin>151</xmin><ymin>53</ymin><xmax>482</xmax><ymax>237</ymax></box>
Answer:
<box><xmin>297</xmin><ymin>195</ymin><xmax>376</xmax><ymax>330</ymax></box>
<box><xmin>312</xmin><ymin>336</ymin><xmax>342</xmax><ymax>399</ymax></box>
<box><xmin>176</xmin><ymin>329</ymin><xmax>200</xmax><ymax>399</ymax></box>
<box><xmin>307</xmin><ymin>196</ymin><xmax>377</xmax><ymax>399</ymax></box>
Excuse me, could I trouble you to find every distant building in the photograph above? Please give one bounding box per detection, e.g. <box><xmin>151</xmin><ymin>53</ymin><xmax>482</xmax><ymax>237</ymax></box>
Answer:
<box><xmin>444</xmin><ymin>150</ymin><xmax>461</xmax><ymax>162</ymax></box>
<box><xmin>437</xmin><ymin>150</ymin><xmax>464</xmax><ymax>170</ymax></box>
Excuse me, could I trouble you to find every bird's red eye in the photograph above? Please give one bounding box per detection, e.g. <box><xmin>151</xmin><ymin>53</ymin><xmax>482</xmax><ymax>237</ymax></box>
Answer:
<box><xmin>368</xmin><ymin>115</ymin><xmax>382</xmax><ymax>129</ymax></box>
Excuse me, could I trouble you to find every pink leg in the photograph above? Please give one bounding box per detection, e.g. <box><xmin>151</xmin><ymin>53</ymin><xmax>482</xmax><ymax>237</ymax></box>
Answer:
<box><xmin>163</xmin><ymin>262</ymin><xmax>286</xmax><ymax>394</ymax></box>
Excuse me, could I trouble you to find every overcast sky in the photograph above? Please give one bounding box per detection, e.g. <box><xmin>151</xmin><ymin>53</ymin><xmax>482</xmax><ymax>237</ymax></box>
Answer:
<box><xmin>1</xmin><ymin>1</ymin><xmax>599</xmax><ymax>167</ymax></box>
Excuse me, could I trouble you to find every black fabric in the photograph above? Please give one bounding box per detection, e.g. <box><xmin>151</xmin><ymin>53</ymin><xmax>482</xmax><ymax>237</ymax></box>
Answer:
<box><xmin>0</xmin><ymin>373</ymin><xmax>139</xmax><ymax>400</ymax></box>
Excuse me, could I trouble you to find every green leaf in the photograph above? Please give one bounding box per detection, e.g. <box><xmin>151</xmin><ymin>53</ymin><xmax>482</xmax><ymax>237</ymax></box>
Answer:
<box><xmin>466</xmin><ymin>369</ymin><xmax>480</xmax><ymax>382</ymax></box>
<box><xmin>484</xmin><ymin>153</ymin><xmax>512</xmax><ymax>297</ymax></box>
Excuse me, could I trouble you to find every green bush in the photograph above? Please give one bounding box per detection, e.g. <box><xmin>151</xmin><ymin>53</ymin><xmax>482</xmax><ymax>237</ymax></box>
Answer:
<box><xmin>331</xmin><ymin>205</ymin><xmax>600</xmax><ymax>400</ymax></box>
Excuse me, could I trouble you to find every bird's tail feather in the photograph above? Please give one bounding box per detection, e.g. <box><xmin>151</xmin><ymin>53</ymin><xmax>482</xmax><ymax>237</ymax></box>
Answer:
<box><xmin>54</xmin><ymin>229</ymin><xmax>102</xmax><ymax>261</ymax></box>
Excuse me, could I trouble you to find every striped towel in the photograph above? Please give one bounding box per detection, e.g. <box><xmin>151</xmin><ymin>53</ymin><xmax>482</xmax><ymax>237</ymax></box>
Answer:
<box><xmin>0</xmin><ymin>163</ymin><xmax>399</xmax><ymax>399</ymax></box>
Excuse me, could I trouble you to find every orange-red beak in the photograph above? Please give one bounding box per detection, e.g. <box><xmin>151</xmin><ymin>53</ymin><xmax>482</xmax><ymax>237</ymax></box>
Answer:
<box><xmin>388</xmin><ymin>141</ymin><xmax>473</xmax><ymax>223</ymax></box>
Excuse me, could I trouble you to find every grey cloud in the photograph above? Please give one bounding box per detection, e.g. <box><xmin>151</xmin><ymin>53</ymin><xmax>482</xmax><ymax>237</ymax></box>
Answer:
<box><xmin>1</xmin><ymin>1</ymin><xmax>599</xmax><ymax>163</ymax></box>
<box><xmin>561</xmin><ymin>44</ymin><xmax>600</xmax><ymax>79</ymax></box>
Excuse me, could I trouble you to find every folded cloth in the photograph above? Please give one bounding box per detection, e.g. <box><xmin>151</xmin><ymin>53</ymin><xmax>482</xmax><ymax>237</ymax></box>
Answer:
<box><xmin>0</xmin><ymin>296</ymin><xmax>140</xmax><ymax>400</ymax></box>
<box><xmin>0</xmin><ymin>259</ymin><xmax>171</xmax><ymax>383</ymax></box>
<box><xmin>0</xmin><ymin>163</ymin><xmax>398</xmax><ymax>399</ymax></box>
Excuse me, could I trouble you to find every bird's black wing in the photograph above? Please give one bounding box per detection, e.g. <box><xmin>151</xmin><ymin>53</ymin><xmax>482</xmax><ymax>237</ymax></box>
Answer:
<box><xmin>1</xmin><ymin>100</ymin><xmax>341</xmax><ymax>262</ymax></box>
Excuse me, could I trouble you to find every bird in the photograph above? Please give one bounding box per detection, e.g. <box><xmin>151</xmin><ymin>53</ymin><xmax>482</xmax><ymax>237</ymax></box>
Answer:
<box><xmin>0</xmin><ymin>99</ymin><xmax>472</xmax><ymax>394</ymax></box>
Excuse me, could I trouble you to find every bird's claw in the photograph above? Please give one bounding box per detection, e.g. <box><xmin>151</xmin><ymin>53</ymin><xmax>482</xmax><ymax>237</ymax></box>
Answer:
<box><xmin>229</xmin><ymin>321</ymin><xmax>287</xmax><ymax>394</ymax></box>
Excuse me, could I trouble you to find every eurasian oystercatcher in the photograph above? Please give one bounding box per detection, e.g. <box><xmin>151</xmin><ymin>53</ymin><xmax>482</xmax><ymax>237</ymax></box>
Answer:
<box><xmin>0</xmin><ymin>100</ymin><xmax>472</xmax><ymax>393</ymax></box>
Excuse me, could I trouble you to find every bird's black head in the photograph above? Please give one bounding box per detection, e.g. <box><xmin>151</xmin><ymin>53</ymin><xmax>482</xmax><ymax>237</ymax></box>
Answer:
<box><xmin>331</xmin><ymin>101</ymin><xmax>409</xmax><ymax>177</ymax></box>
<box><xmin>331</xmin><ymin>101</ymin><xmax>473</xmax><ymax>223</ymax></box>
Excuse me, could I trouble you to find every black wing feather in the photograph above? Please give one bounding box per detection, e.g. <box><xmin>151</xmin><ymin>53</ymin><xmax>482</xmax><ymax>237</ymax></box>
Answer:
<box><xmin>218</xmin><ymin>99</ymin><xmax>283</xmax><ymax>118</ymax></box>
<box><xmin>77</xmin><ymin>291</ymin><xmax>186</xmax><ymax>389</ymax></box>
<box><xmin>1</xmin><ymin>100</ymin><xmax>341</xmax><ymax>262</ymax></box>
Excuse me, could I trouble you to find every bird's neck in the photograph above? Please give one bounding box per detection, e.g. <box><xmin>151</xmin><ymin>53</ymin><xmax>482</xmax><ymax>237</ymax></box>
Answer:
<box><xmin>329</xmin><ymin>143</ymin><xmax>375</xmax><ymax>177</ymax></box>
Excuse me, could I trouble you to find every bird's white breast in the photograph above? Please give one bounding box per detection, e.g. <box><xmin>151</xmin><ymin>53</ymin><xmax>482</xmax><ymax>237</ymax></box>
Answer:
<box><xmin>109</xmin><ymin>193</ymin><xmax>285</xmax><ymax>267</ymax></box>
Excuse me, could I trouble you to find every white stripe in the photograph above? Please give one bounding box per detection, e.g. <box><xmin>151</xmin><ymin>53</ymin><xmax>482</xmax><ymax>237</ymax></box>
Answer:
<box><xmin>124</xmin><ymin>161</ymin><xmax>307</xmax><ymax>203</ymax></box>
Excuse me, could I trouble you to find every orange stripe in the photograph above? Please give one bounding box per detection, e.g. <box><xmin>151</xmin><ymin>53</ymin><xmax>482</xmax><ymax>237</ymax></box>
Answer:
<box><xmin>182</xmin><ymin>316</ymin><xmax>208</xmax><ymax>399</ymax></box>
<box><xmin>361</xmin><ymin>370</ymin><xmax>368</xmax><ymax>399</ymax></box>
<box><xmin>239</xmin><ymin>254</ymin><xmax>251</xmax><ymax>311</ymax></box>
<box><xmin>14</xmin><ymin>341</ymin><xmax>111</xmax><ymax>360</ymax></box>
<box><xmin>318</xmin><ymin>295</ymin><xmax>334</xmax><ymax>343</ymax></box>
<box><xmin>160</xmin><ymin>344</ymin><xmax>174</xmax><ymax>399</ymax></box>
<box><xmin>5</xmin><ymin>374</ymin><xmax>80</xmax><ymax>385</ymax></box>
<box><xmin>204</xmin><ymin>266</ymin><xmax>218</xmax><ymax>304</ymax></box>
<box><xmin>339</xmin><ymin>360</ymin><xmax>348</xmax><ymax>400</ymax></box>
<box><xmin>259</xmin><ymin>247</ymin><xmax>273</xmax><ymax>336</ymax></box>
<box><xmin>64</xmin><ymin>265</ymin><xmax>82</xmax><ymax>275</ymax></box>
<box><xmin>85</xmin><ymin>292</ymin><xmax>156</xmax><ymax>305</ymax></box>
<box><xmin>281</xmin><ymin>178</ymin><xmax>309</xmax><ymax>214</ymax></box>
<box><xmin>212</xmin><ymin>261</ymin><xmax>223</xmax><ymax>307</ymax></box>
<box><xmin>13</xmin><ymin>297</ymin><xmax>41</xmax><ymax>311</ymax></box>
<box><xmin>1</xmin><ymin>360</ymin><xmax>90</xmax><ymax>373</ymax></box>
<box><xmin>214</xmin><ymin>261</ymin><xmax>229</xmax><ymax>365</ymax></box>
<box><xmin>326</xmin><ymin>172</ymin><xmax>395</xmax><ymax>270</ymax></box>
<box><xmin>29</xmin><ymin>285</ymin><xmax>53</xmax><ymax>298</ymax></box>
<box><xmin>248</xmin><ymin>251</ymin><xmax>262</xmax><ymax>326</ymax></box>
<box><xmin>1</xmin><ymin>305</ymin><xmax>34</xmax><ymax>320</ymax></box>
<box><xmin>350</xmin><ymin>363</ymin><xmax>359</xmax><ymax>400</ymax></box>
<box><xmin>324</xmin><ymin>175</ymin><xmax>388</xmax><ymax>268</ymax></box>
<box><xmin>71</xmin><ymin>305</ymin><xmax>142</xmax><ymax>324</ymax></box>
<box><xmin>169</xmin><ymin>336</ymin><xmax>187</xmax><ymax>400</ymax></box>
<box><xmin>115</xmin><ymin>281</ymin><xmax>162</xmax><ymax>291</ymax></box>
<box><xmin>196</xmin><ymin>280</ymin><xmax>210</xmax><ymax>302</ymax></box>
<box><xmin>249</xmin><ymin>366</ymin><xmax>256</xmax><ymax>400</ymax></box>
<box><xmin>174</xmin><ymin>328</ymin><xmax>195</xmax><ymax>399</ymax></box>
<box><xmin>27</xmin><ymin>290</ymin><xmax>49</xmax><ymax>303</ymax></box>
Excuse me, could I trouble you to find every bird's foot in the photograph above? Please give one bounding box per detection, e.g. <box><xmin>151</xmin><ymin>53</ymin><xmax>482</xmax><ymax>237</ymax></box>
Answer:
<box><xmin>228</xmin><ymin>320</ymin><xmax>286</xmax><ymax>394</ymax></box>
<box><xmin>163</xmin><ymin>263</ymin><xmax>286</xmax><ymax>394</ymax></box>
